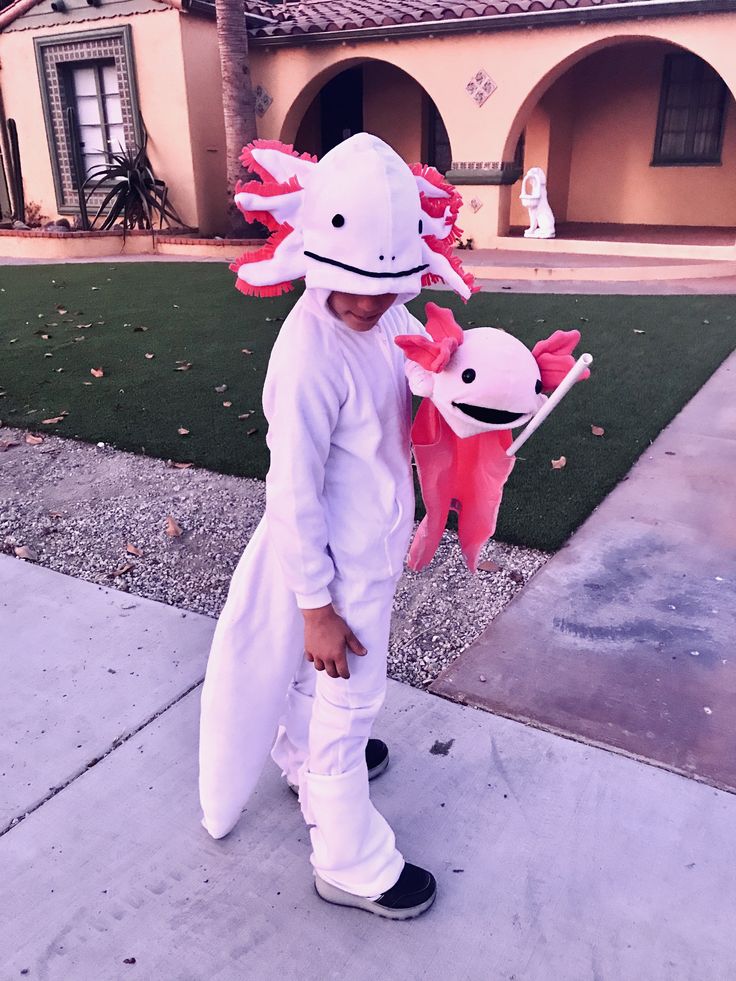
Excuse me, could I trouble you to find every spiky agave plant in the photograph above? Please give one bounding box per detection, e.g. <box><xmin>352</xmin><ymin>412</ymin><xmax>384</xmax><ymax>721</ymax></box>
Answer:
<box><xmin>83</xmin><ymin>136</ymin><xmax>184</xmax><ymax>233</ymax></box>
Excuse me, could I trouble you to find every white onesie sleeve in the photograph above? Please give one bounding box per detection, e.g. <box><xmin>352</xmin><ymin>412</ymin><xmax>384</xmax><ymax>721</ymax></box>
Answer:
<box><xmin>262</xmin><ymin>330</ymin><xmax>345</xmax><ymax>610</ymax></box>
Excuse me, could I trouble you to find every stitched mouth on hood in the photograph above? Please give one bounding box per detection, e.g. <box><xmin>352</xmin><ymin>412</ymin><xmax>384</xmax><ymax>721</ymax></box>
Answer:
<box><xmin>304</xmin><ymin>251</ymin><xmax>429</xmax><ymax>279</ymax></box>
<box><xmin>452</xmin><ymin>402</ymin><xmax>525</xmax><ymax>425</ymax></box>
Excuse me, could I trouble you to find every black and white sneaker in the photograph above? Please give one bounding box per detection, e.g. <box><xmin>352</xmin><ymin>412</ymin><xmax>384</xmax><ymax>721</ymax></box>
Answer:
<box><xmin>287</xmin><ymin>738</ymin><xmax>389</xmax><ymax>794</ymax></box>
<box><xmin>314</xmin><ymin>862</ymin><xmax>437</xmax><ymax>920</ymax></box>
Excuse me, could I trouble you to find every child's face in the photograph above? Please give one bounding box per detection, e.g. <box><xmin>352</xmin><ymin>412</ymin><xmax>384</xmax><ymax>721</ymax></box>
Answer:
<box><xmin>328</xmin><ymin>291</ymin><xmax>398</xmax><ymax>333</ymax></box>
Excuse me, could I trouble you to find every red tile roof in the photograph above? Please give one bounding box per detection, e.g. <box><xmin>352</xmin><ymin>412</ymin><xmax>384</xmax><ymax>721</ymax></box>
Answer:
<box><xmin>246</xmin><ymin>0</ymin><xmax>691</xmax><ymax>39</ymax></box>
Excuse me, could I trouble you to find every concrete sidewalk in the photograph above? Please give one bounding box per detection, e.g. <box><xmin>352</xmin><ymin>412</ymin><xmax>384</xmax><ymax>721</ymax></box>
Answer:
<box><xmin>433</xmin><ymin>351</ymin><xmax>736</xmax><ymax>793</ymax></box>
<box><xmin>2</xmin><ymin>558</ymin><xmax>736</xmax><ymax>980</ymax></box>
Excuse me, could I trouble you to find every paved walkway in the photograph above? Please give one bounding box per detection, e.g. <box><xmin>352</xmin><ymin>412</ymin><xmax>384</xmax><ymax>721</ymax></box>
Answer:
<box><xmin>2</xmin><ymin>348</ymin><xmax>736</xmax><ymax>979</ymax></box>
<box><xmin>2</xmin><ymin>559</ymin><xmax>736</xmax><ymax>980</ymax></box>
<box><xmin>433</xmin><ymin>352</ymin><xmax>736</xmax><ymax>792</ymax></box>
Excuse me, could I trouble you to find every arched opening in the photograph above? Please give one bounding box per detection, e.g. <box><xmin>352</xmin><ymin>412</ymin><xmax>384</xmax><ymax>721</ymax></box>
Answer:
<box><xmin>503</xmin><ymin>40</ymin><xmax>736</xmax><ymax>244</ymax></box>
<box><xmin>290</xmin><ymin>61</ymin><xmax>452</xmax><ymax>173</ymax></box>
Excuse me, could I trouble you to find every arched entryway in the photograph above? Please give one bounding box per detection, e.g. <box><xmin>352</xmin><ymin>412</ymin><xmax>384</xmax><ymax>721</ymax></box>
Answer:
<box><xmin>502</xmin><ymin>39</ymin><xmax>736</xmax><ymax>243</ymax></box>
<box><xmin>286</xmin><ymin>61</ymin><xmax>452</xmax><ymax>173</ymax></box>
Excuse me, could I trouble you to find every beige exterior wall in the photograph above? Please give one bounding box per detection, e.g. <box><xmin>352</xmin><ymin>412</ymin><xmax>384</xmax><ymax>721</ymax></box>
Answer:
<box><xmin>363</xmin><ymin>62</ymin><xmax>424</xmax><ymax>163</ymax></box>
<box><xmin>566</xmin><ymin>45</ymin><xmax>736</xmax><ymax>226</ymax></box>
<box><xmin>0</xmin><ymin>8</ymin><xmax>203</xmax><ymax>229</ymax></box>
<box><xmin>250</xmin><ymin>11</ymin><xmax>736</xmax><ymax>246</ymax></box>
<box><xmin>179</xmin><ymin>14</ymin><xmax>227</xmax><ymax>235</ymax></box>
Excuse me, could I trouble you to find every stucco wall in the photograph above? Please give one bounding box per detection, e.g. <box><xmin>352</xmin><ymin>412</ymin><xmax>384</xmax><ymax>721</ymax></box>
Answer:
<box><xmin>0</xmin><ymin>8</ymin><xmax>200</xmax><ymax>228</ymax></box>
<box><xmin>363</xmin><ymin>62</ymin><xmax>423</xmax><ymax>163</ymax></box>
<box><xmin>179</xmin><ymin>14</ymin><xmax>227</xmax><ymax>235</ymax></box>
<box><xmin>566</xmin><ymin>45</ymin><xmax>736</xmax><ymax>226</ymax></box>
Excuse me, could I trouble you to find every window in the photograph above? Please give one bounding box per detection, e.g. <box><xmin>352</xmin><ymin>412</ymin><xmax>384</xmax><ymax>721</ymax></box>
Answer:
<box><xmin>34</xmin><ymin>27</ymin><xmax>142</xmax><ymax>214</ymax></box>
<box><xmin>653</xmin><ymin>53</ymin><xmax>728</xmax><ymax>166</ymax></box>
<box><xmin>65</xmin><ymin>61</ymin><xmax>125</xmax><ymax>179</ymax></box>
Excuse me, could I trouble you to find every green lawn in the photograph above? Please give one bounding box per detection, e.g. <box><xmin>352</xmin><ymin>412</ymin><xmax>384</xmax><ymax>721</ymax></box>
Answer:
<box><xmin>1</xmin><ymin>262</ymin><xmax>734</xmax><ymax>551</ymax></box>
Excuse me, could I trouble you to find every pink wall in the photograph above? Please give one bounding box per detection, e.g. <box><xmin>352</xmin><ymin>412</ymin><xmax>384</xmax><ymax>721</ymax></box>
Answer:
<box><xmin>565</xmin><ymin>44</ymin><xmax>736</xmax><ymax>227</ymax></box>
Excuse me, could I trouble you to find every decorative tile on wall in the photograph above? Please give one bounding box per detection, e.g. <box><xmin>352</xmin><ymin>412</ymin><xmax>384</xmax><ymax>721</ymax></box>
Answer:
<box><xmin>254</xmin><ymin>85</ymin><xmax>273</xmax><ymax>118</ymax></box>
<box><xmin>465</xmin><ymin>69</ymin><xmax>497</xmax><ymax>107</ymax></box>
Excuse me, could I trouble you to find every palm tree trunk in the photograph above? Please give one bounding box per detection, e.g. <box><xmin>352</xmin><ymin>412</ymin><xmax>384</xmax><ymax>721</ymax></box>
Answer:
<box><xmin>215</xmin><ymin>0</ymin><xmax>258</xmax><ymax>236</ymax></box>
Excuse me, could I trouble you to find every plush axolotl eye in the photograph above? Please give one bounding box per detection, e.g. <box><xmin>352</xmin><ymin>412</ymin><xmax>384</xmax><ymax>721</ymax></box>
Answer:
<box><xmin>462</xmin><ymin>368</ymin><xmax>476</xmax><ymax>384</ymax></box>
<box><xmin>535</xmin><ymin>378</ymin><xmax>543</xmax><ymax>394</ymax></box>
<box><xmin>331</xmin><ymin>214</ymin><xmax>345</xmax><ymax>228</ymax></box>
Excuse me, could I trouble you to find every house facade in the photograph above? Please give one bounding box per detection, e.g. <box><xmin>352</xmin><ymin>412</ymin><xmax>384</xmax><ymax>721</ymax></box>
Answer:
<box><xmin>1</xmin><ymin>0</ymin><xmax>734</xmax><ymax>251</ymax></box>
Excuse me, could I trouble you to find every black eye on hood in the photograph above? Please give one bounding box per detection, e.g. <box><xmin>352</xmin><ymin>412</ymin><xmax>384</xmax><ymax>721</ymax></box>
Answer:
<box><xmin>462</xmin><ymin>368</ymin><xmax>476</xmax><ymax>384</ymax></box>
<box><xmin>535</xmin><ymin>378</ymin><xmax>543</xmax><ymax>394</ymax></box>
<box><xmin>332</xmin><ymin>214</ymin><xmax>345</xmax><ymax>228</ymax></box>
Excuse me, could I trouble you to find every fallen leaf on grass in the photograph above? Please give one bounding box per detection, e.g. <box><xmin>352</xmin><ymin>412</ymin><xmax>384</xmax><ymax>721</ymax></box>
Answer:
<box><xmin>633</xmin><ymin>329</ymin><xmax>646</xmax><ymax>334</ymax></box>
<box><xmin>14</xmin><ymin>545</ymin><xmax>38</xmax><ymax>561</ymax></box>
<box><xmin>551</xmin><ymin>456</ymin><xmax>567</xmax><ymax>469</ymax></box>
<box><xmin>238</xmin><ymin>412</ymin><xmax>253</xmax><ymax>420</ymax></box>
<box><xmin>40</xmin><ymin>333</ymin><xmax>52</xmax><ymax>340</ymax></box>
<box><xmin>241</xmin><ymin>348</ymin><xmax>253</xmax><ymax>355</ymax></box>
<box><xmin>246</xmin><ymin>428</ymin><xmax>258</xmax><ymax>436</ymax></box>
<box><xmin>214</xmin><ymin>384</ymin><xmax>227</xmax><ymax>394</ymax></box>
<box><xmin>165</xmin><ymin>515</ymin><xmax>183</xmax><ymax>538</ymax></box>
<box><xmin>222</xmin><ymin>401</ymin><xmax>232</xmax><ymax>408</ymax></box>
<box><xmin>591</xmin><ymin>425</ymin><xmax>605</xmax><ymax>437</ymax></box>
<box><xmin>144</xmin><ymin>353</ymin><xmax>155</xmax><ymax>360</ymax></box>
<box><xmin>133</xmin><ymin>325</ymin><xmax>149</xmax><ymax>332</ymax></box>
<box><xmin>108</xmin><ymin>562</ymin><xmax>134</xmax><ymax>578</ymax></box>
<box><xmin>126</xmin><ymin>544</ymin><xmax>144</xmax><ymax>557</ymax></box>
<box><xmin>82</xmin><ymin>381</ymin><xmax>93</xmax><ymax>386</ymax></box>
<box><xmin>42</xmin><ymin>416</ymin><xmax>65</xmax><ymax>424</ymax></box>
<box><xmin>0</xmin><ymin>440</ymin><xmax>20</xmax><ymax>452</ymax></box>
<box><xmin>56</xmin><ymin>305</ymin><xmax>68</xmax><ymax>315</ymax></box>
<box><xmin>44</xmin><ymin>352</ymin><xmax>53</xmax><ymax>358</ymax></box>
<box><xmin>76</xmin><ymin>323</ymin><xmax>93</xmax><ymax>330</ymax></box>
<box><xmin>90</xmin><ymin>367</ymin><xmax>104</xmax><ymax>378</ymax></box>
<box><xmin>177</xmin><ymin>427</ymin><xmax>190</xmax><ymax>436</ymax></box>
<box><xmin>477</xmin><ymin>559</ymin><xmax>501</xmax><ymax>573</ymax></box>
<box><xmin>174</xmin><ymin>362</ymin><xmax>192</xmax><ymax>371</ymax></box>
<box><xmin>25</xmin><ymin>434</ymin><xmax>44</xmax><ymax>445</ymax></box>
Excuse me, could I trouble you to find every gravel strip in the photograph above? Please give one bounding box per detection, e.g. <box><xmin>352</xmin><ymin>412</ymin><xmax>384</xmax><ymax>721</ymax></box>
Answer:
<box><xmin>0</xmin><ymin>427</ymin><xmax>548</xmax><ymax>688</ymax></box>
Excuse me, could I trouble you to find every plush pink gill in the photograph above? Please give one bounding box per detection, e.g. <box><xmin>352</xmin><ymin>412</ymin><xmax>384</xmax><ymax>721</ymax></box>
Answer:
<box><xmin>239</xmin><ymin>139</ymin><xmax>317</xmax><ymax>183</ymax></box>
<box><xmin>229</xmin><ymin>223</ymin><xmax>300</xmax><ymax>297</ymax></box>
<box><xmin>531</xmin><ymin>329</ymin><xmax>590</xmax><ymax>391</ymax></box>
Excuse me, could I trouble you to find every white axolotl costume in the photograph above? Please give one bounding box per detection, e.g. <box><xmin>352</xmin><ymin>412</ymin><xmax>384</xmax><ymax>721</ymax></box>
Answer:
<box><xmin>199</xmin><ymin>133</ymin><xmax>475</xmax><ymax>899</ymax></box>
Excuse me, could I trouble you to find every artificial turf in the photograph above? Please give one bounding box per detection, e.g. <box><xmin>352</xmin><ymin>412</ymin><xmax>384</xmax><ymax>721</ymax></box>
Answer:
<box><xmin>1</xmin><ymin>262</ymin><xmax>734</xmax><ymax>551</ymax></box>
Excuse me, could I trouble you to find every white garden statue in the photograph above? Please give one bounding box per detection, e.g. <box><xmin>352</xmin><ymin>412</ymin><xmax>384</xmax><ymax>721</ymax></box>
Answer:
<box><xmin>519</xmin><ymin>167</ymin><xmax>555</xmax><ymax>239</ymax></box>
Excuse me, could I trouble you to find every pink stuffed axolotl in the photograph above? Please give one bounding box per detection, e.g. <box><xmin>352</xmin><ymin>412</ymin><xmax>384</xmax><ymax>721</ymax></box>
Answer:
<box><xmin>395</xmin><ymin>303</ymin><xmax>590</xmax><ymax>573</ymax></box>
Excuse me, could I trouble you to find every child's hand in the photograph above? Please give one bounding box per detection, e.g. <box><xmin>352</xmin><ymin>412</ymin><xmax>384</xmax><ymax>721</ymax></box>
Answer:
<box><xmin>302</xmin><ymin>604</ymin><xmax>367</xmax><ymax>680</ymax></box>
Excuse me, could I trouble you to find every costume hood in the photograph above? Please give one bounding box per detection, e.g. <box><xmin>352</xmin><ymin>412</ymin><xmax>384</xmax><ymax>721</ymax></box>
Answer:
<box><xmin>231</xmin><ymin>133</ymin><xmax>476</xmax><ymax>300</ymax></box>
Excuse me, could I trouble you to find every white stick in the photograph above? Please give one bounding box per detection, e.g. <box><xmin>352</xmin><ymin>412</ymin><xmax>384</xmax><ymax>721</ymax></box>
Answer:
<box><xmin>506</xmin><ymin>353</ymin><xmax>593</xmax><ymax>457</ymax></box>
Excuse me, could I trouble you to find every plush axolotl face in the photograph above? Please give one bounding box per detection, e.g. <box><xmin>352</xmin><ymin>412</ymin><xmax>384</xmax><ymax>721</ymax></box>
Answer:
<box><xmin>395</xmin><ymin>302</ymin><xmax>585</xmax><ymax>441</ymax></box>
<box><xmin>431</xmin><ymin>327</ymin><xmax>546</xmax><ymax>439</ymax></box>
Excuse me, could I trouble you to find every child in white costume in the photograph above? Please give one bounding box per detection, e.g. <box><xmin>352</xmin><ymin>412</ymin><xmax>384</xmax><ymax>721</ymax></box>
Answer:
<box><xmin>198</xmin><ymin>133</ymin><xmax>474</xmax><ymax>919</ymax></box>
